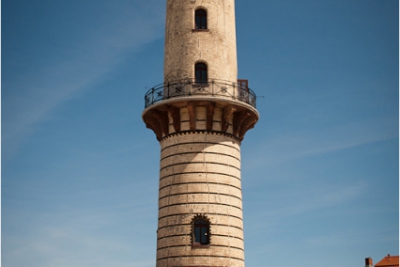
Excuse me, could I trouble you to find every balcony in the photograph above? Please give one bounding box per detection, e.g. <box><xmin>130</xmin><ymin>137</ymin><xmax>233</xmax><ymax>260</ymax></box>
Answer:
<box><xmin>144</xmin><ymin>78</ymin><xmax>257</xmax><ymax>109</ymax></box>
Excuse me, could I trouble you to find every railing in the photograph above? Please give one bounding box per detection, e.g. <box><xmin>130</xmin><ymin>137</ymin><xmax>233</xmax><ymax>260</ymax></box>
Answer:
<box><xmin>144</xmin><ymin>78</ymin><xmax>257</xmax><ymax>109</ymax></box>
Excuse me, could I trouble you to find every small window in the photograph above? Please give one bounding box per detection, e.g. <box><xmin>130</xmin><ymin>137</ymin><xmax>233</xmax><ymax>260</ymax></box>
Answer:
<box><xmin>195</xmin><ymin>63</ymin><xmax>208</xmax><ymax>83</ymax></box>
<box><xmin>195</xmin><ymin>9</ymin><xmax>207</xmax><ymax>29</ymax></box>
<box><xmin>193</xmin><ymin>219</ymin><xmax>210</xmax><ymax>246</ymax></box>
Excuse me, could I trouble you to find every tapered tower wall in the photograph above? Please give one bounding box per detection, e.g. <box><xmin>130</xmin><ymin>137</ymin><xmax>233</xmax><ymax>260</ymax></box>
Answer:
<box><xmin>157</xmin><ymin>132</ymin><xmax>244</xmax><ymax>267</ymax></box>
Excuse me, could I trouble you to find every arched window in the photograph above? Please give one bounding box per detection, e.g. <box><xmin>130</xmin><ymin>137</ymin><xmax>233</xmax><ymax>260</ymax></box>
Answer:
<box><xmin>195</xmin><ymin>9</ymin><xmax>207</xmax><ymax>29</ymax></box>
<box><xmin>195</xmin><ymin>63</ymin><xmax>208</xmax><ymax>83</ymax></box>
<box><xmin>193</xmin><ymin>219</ymin><xmax>210</xmax><ymax>246</ymax></box>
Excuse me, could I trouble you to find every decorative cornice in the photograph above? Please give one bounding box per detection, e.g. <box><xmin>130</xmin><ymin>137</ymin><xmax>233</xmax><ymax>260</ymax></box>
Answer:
<box><xmin>143</xmin><ymin>100</ymin><xmax>258</xmax><ymax>141</ymax></box>
<box><xmin>161</xmin><ymin>131</ymin><xmax>240</xmax><ymax>142</ymax></box>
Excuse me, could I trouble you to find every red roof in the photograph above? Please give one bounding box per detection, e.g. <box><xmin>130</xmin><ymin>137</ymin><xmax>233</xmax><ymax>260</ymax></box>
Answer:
<box><xmin>375</xmin><ymin>254</ymin><xmax>399</xmax><ymax>267</ymax></box>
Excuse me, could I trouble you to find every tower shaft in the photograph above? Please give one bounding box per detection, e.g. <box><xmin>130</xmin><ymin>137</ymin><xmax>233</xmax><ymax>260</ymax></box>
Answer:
<box><xmin>158</xmin><ymin>133</ymin><xmax>243</xmax><ymax>267</ymax></box>
<box><xmin>142</xmin><ymin>1</ymin><xmax>259</xmax><ymax>266</ymax></box>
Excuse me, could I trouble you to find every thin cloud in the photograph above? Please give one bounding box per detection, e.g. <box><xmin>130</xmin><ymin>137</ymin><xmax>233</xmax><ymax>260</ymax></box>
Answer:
<box><xmin>3</xmin><ymin>205</ymin><xmax>156</xmax><ymax>267</ymax></box>
<box><xmin>246</xmin><ymin>182</ymin><xmax>368</xmax><ymax>231</ymax></box>
<box><xmin>2</xmin><ymin>1</ymin><xmax>164</xmax><ymax>161</ymax></box>
<box><xmin>245</xmin><ymin>116</ymin><xmax>397</xmax><ymax>169</ymax></box>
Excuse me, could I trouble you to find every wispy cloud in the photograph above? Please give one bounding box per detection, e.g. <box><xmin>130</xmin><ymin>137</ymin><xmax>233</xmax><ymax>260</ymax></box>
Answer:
<box><xmin>2</xmin><ymin>0</ymin><xmax>164</xmax><ymax>161</ymax></box>
<box><xmin>244</xmin><ymin>181</ymin><xmax>368</xmax><ymax>237</ymax></box>
<box><xmin>262</xmin><ymin>182</ymin><xmax>367</xmax><ymax>220</ymax></box>
<box><xmin>245</xmin><ymin>116</ymin><xmax>398</xmax><ymax>169</ymax></box>
<box><xmin>3</xmin><ymin>203</ymin><xmax>157</xmax><ymax>267</ymax></box>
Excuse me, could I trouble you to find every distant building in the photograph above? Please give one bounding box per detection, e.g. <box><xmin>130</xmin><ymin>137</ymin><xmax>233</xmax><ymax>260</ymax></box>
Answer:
<box><xmin>375</xmin><ymin>254</ymin><xmax>399</xmax><ymax>267</ymax></box>
<box><xmin>365</xmin><ymin>254</ymin><xmax>399</xmax><ymax>267</ymax></box>
<box><xmin>366</xmin><ymin>257</ymin><xmax>374</xmax><ymax>267</ymax></box>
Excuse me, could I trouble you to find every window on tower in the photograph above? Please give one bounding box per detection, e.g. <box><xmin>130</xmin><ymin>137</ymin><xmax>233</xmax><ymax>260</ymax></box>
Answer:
<box><xmin>192</xmin><ymin>217</ymin><xmax>210</xmax><ymax>247</ymax></box>
<box><xmin>195</xmin><ymin>62</ymin><xmax>208</xmax><ymax>83</ymax></box>
<box><xmin>195</xmin><ymin>9</ymin><xmax>207</xmax><ymax>29</ymax></box>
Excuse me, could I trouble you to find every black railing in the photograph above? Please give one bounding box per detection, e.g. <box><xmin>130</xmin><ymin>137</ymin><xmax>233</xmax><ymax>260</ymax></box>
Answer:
<box><xmin>144</xmin><ymin>78</ymin><xmax>257</xmax><ymax>109</ymax></box>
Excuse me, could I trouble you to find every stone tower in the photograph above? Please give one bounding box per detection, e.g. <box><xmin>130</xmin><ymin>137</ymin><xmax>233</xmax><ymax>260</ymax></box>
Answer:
<box><xmin>142</xmin><ymin>0</ymin><xmax>259</xmax><ymax>266</ymax></box>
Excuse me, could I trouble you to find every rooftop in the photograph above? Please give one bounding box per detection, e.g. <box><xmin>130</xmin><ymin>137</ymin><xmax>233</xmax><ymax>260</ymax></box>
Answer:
<box><xmin>375</xmin><ymin>254</ymin><xmax>399</xmax><ymax>267</ymax></box>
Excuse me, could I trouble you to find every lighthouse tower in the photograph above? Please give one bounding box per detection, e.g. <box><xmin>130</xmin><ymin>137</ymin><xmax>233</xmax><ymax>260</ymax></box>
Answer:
<box><xmin>142</xmin><ymin>1</ymin><xmax>259</xmax><ymax>266</ymax></box>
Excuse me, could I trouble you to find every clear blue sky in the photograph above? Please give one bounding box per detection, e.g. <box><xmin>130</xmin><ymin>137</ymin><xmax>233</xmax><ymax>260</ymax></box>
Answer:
<box><xmin>2</xmin><ymin>1</ymin><xmax>398</xmax><ymax>267</ymax></box>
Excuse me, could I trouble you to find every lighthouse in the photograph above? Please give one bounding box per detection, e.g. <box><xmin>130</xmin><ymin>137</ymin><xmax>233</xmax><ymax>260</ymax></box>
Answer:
<box><xmin>142</xmin><ymin>0</ymin><xmax>259</xmax><ymax>266</ymax></box>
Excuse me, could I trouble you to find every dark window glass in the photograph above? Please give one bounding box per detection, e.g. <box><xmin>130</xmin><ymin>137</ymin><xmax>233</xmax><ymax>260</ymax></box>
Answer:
<box><xmin>194</xmin><ymin>219</ymin><xmax>209</xmax><ymax>245</ymax></box>
<box><xmin>195</xmin><ymin>9</ymin><xmax>207</xmax><ymax>29</ymax></box>
<box><xmin>195</xmin><ymin>63</ymin><xmax>207</xmax><ymax>83</ymax></box>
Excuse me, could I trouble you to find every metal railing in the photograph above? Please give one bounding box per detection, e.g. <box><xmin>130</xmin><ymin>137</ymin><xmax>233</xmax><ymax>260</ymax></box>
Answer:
<box><xmin>144</xmin><ymin>78</ymin><xmax>257</xmax><ymax>109</ymax></box>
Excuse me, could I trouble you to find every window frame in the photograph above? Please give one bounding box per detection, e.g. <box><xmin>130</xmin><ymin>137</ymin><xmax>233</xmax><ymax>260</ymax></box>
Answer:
<box><xmin>195</xmin><ymin>8</ymin><xmax>207</xmax><ymax>30</ymax></box>
<box><xmin>195</xmin><ymin>62</ymin><xmax>208</xmax><ymax>84</ymax></box>
<box><xmin>191</xmin><ymin>215</ymin><xmax>211</xmax><ymax>248</ymax></box>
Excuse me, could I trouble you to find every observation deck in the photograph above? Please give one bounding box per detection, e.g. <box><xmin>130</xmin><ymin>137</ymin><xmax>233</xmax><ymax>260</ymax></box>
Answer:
<box><xmin>144</xmin><ymin>79</ymin><xmax>257</xmax><ymax>109</ymax></box>
<box><xmin>142</xmin><ymin>78</ymin><xmax>259</xmax><ymax>141</ymax></box>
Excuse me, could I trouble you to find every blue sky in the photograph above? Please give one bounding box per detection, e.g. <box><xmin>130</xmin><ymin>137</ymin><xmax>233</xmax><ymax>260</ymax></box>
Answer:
<box><xmin>2</xmin><ymin>1</ymin><xmax>398</xmax><ymax>267</ymax></box>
